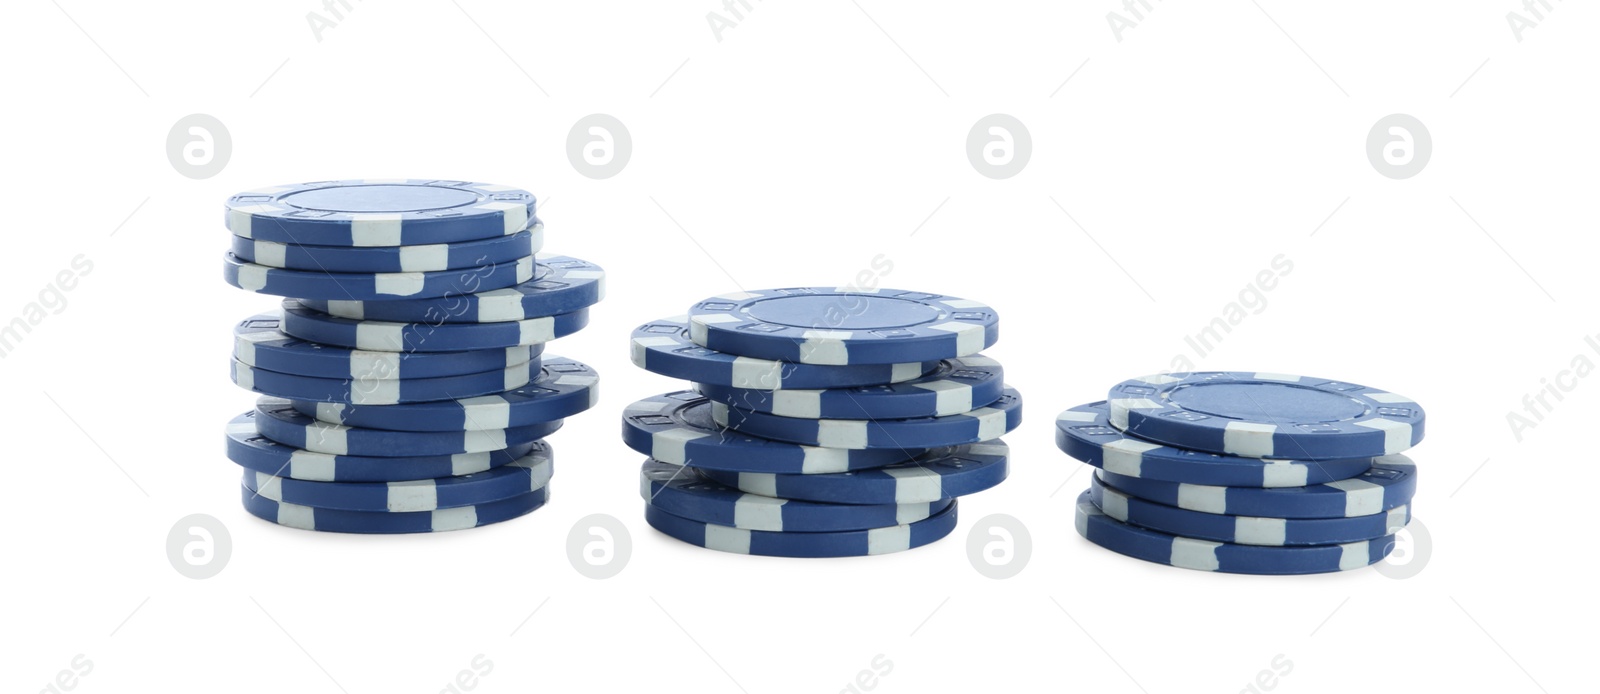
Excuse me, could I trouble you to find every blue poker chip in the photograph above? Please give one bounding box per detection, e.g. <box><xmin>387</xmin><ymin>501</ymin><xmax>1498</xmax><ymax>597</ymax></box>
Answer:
<box><xmin>687</xmin><ymin>288</ymin><xmax>999</xmax><ymax>365</ymax></box>
<box><xmin>230</xmin><ymin>227</ymin><xmax>540</xmax><ymax>273</ymax></box>
<box><xmin>711</xmin><ymin>387</ymin><xmax>1022</xmax><ymax>450</ymax></box>
<box><xmin>293</xmin><ymin>356</ymin><xmax>599</xmax><ymax>431</ymax></box>
<box><xmin>645</xmin><ymin>499</ymin><xmax>957</xmax><ymax>558</ymax></box>
<box><xmin>1055</xmin><ymin>401</ymin><xmax>1375</xmax><ymax>487</ymax></box>
<box><xmin>230</xmin><ymin>359</ymin><xmax>532</xmax><ymax>406</ymax></box>
<box><xmin>225</xmin><ymin>179</ymin><xmax>537</xmax><ymax>246</ymax></box>
<box><xmin>1075</xmin><ymin>491</ymin><xmax>1396</xmax><ymax>574</ymax></box>
<box><xmin>299</xmin><ymin>254</ymin><xmax>604</xmax><ymax>323</ymax></box>
<box><xmin>621</xmin><ymin>392</ymin><xmax>922</xmax><ymax>474</ymax></box>
<box><xmin>253</xmin><ymin>397</ymin><xmax>561</xmax><ymax>456</ymax></box>
<box><xmin>1108</xmin><ymin>372</ymin><xmax>1426</xmax><ymax>460</ymax></box>
<box><xmin>640</xmin><ymin>460</ymin><xmax>954</xmax><ymax>532</ymax></box>
<box><xmin>632</xmin><ymin>316</ymin><xmax>936</xmax><ymax>389</ymax></box>
<box><xmin>1097</xmin><ymin>455</ymin><xmax>1418</xmax><ymax>520</ymax></box>
<box><xmin>242</xmin><ymin>484</ymin><xmax>549</xmax><ymax>534</ymax></box>
<box><xmin>280</xmin><ymin>300</ymin><xmax>589</xmax><ymax>352</ymax></box>
<box><xmin>1089</xmin><ymin>475</ymin><xmax>1410</xmax><ymax>546</ymax></box>
<box><xmin>695</xmin><ymin>355</ymin><xmax>1004</xmax><ymax>420</ymax></box>
<box><xmin>694</xmin><ymin>442</ymin><xmax>1010</xmax><ymax>504</ymax></box>
<box><xmin>233</xmin><ymin>313</ymin><xmax>542</xmax><ymax>380</ymax></box>
<box><xmin>223</xmin><ymin>253</ymin><xmax>533</xmax><ymax>301</ymax></box>
<box><xmin>242</xmin><ymin>446</ymin><xmax>552</xmax><ymax>512</ymax></box>
<box><xmin>225</xmin><ymin>411</ymin><xmax>537</xmax><ymax>482</ymax></box>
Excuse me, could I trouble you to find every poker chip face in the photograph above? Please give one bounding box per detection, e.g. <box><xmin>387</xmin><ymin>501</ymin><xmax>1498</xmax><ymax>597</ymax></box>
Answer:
<box><xmin>686</xmin><ymin>288</ymin><xmax>999</xmax><ymax>365</ymax></box>
<box><xmin>225</xmin><ymin>180</ymin><xmax>537</xmax><ymax>246</ymax></box>
<box><xmin>1108</xmin><ymin>372</ymin><xmax>1425</xmax><ymax>460</ymax></box>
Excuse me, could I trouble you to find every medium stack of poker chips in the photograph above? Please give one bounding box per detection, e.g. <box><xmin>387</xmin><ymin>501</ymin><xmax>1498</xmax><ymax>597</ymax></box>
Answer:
<box><xmin>221</xmin><ymin>179</ymin><xmax>602</xmax><ymax>533</ymax></box>
<box><xmin>1055</xmin><ymin>372</ymin><xmax>1425</xmax><ymax>574</ymax></box>
<box><xmin>624</xmin><ymin>288</ymin><xmax>1019</xmax><ymax>557</ymax></box>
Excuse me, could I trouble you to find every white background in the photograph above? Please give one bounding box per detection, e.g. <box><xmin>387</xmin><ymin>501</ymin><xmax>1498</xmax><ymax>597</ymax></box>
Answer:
<box><xmin>1</xmin><ymin>1</ymin><xmax>1592</xmax><ymax>692</ymax></box>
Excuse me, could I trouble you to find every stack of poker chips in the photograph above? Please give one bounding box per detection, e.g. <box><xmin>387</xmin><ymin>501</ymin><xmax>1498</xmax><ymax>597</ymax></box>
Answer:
<box><xmin>1056</xmin><ymin>372</ymin><xmax>1425</xmax><ymax>575</ymax></box>
<box><xmin>624</xmin><ymin>288</ymin><xmax>1019</xmax><ymax>558</ymax></box>
<box><xmin>220</xmin><ymin>179</ymin><xmax>603</xmax><ymax>534</ymax></box>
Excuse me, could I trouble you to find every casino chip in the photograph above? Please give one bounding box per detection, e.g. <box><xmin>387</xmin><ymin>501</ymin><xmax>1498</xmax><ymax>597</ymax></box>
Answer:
<box><xmin>640</xmin><ymin>460</ymin><xmax>953</xmax><ymax>532</ymax></box>
<box><xmin>1074</xmin><ymin>491</ymin><xmax>1396</xmax><ymax>575</ymax></box>
<box><xmin>1055</xmin><ymin>401</ymin><xmax>1374</xmax><ymax>487</ymax></box>
<box><xmin>230</xmin><ymin>359</ymin><xmax>531</xmax><ymax>405</ymax></box>
<box><xmin>230</xmin><ymin>228</ymin><xmax>539</xmax><ymax>273</ymax></box>
<box><xmin>1095</xmin><ymin>455</ymin><xmax>1417</xmax><ymax>520</ymax></box>
<box><xmin>687</xmin><ymin>288</ymin><xmax>999</xmax><ymax>365</ymax></box>
<box><xmin>694</xmin><ymin>355</ymin><xmax>1005</xmax><ymax>420</ymax></box>
<box><xmin>225</xmin><ymin>179</ymin><xmax>537</xmax><ymax>246</ymax></box>
<box><xmin>223</xmin><ymin>253</ymin><xmax>534</xmax><ymax>301</ymax></box>
<box><xmin>300</xmin><ymin>254</ymin><xmax>604</xmax><ymax>324</ymax></box>
<box><xmin>225</xmin><ymin>412</ymin><xmax>537</xmax><ymax>482</ymax></box>
<box><xmin>280</xmin><ymin>300</ymin><xmax>589</xmax><ymax>352</ymax></box>
<box><xmin>243</xmin><ymin>484</ymin><xmax>550</xmax><ymax>534</ymax></box>
<box><xmin>1108</xmin><ymin>372</ymin><xmax>1425</xmax><ymax>460</ymax></box>
<box><xmin>243</xmin><ymin>446</ymin><xmax>552</xmax><ymax>512</ymax></box>
<box><xmin>234</xmin><ymin>312</ymin><xmax>542</xmax><ymax>381</ymax></box>
<box><xmin>695</xmin><ymin>443</ymin><xmax>1011</xmax><ymax>505</ymax></box>
<box><xmin>622</xmin><ymin>392</ymin><xmax>918</xmax><ymax>473</ymax></box>
<box><xmin>645</xmin><ymin>500</ymin><xmax>958</xmax><ymax>557</ymax></box>
<box><xmin>253</xmin><ymin>397</ymin><xmax>560</xmax><ymax>457</ymax></box>
<box><xmin>1058</xmin><ymin>373</ymin><xmax>1426</xmax><ymax>574</ymax></box>
<box><xmin>222</xmin><ymin>180</ymin><xmax>600</xmax><ymax>532</ymax></box>
<box><xmin>1089</xmin><ymin>475</ymin><xmax>1409</xmax><ymax>546</ymax></box>
<box><xmin>712</xmin><ymin>387</ymin><xmax>1023</xmax><ymax>450</ymax></box>
<box><xmin>631</xmin><ymin>316</ymin><xmax>936</xmax><ymax>390</ymax></box>
<box><xmin>294</xmin><ymin>356</ymin><xmax>599</xmax><ymax>432</ymax></box>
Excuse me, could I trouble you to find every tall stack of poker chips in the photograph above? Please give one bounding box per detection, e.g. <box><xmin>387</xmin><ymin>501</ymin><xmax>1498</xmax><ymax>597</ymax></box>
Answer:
<box><xmin>1056</xmin><ymin>373</ymin><xmax>1425</xmax><ymax>574</ymax></box>
<box><xmin>624</xmin><ymin>288</ymin><xmax>1019</xmax><ymax>557</ymax></box>
<box><xmin>220</xmin><ymin>179</ymin><xmax>603</xmax><ymax>534</ymax></box>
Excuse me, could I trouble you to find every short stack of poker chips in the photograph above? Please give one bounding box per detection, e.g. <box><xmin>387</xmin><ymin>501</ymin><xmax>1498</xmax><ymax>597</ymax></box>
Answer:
<box><xmin>220</xmin><ymin>179</ymin><xmax>603</xmax><ymax>533</ymax></box>
<box><xmin>624</xmin><ymin>288</ymin><xmax>1018</xmax><ymax>557</ymax></box>
<box><xmin>1056</xmin><ymin>372</ymin><xmax>1425</xmax><ymax>574</ymax></box>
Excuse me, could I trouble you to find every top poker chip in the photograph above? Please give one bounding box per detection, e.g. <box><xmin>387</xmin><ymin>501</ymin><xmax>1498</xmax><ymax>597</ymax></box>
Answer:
<box><xmin>225</xmin><ymin>179</ymin><xmax>537</xmax><ymax>247</ymax></box>
<box><xmin>1108</xmin><ymin>372</ymin><xmax>1425</xmax><ymax>460</ymax></box>
<box><xmin>686</xmin><ymin>288</ymin><xmax>999</xmax><ymax>365</ymax></box>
